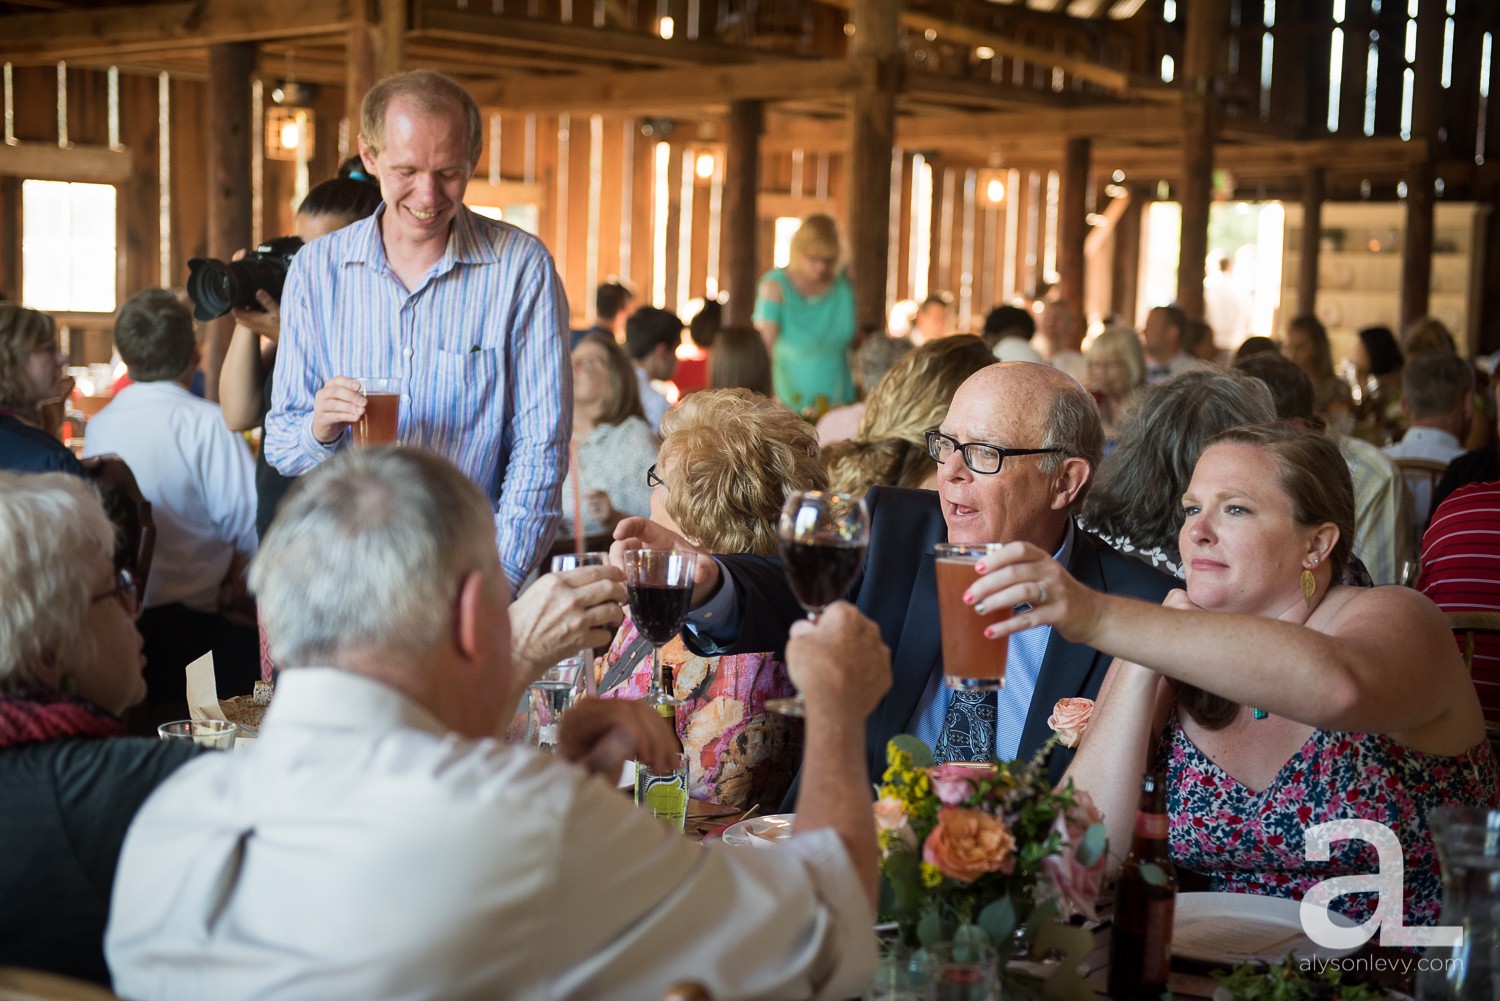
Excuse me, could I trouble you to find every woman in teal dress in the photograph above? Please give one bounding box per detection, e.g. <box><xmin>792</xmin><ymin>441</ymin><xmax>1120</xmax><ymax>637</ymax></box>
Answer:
<box><xmin>752</xmin><ymin>213</ymin><xmax>857</xmax><ymax>416</ymax></box>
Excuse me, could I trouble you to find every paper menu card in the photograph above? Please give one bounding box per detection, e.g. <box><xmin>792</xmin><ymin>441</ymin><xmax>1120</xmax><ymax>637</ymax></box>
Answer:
<box><xmin>186</xmin><ymin>653</ymin><xmax>227</xmax><ymax>722</ymax></box>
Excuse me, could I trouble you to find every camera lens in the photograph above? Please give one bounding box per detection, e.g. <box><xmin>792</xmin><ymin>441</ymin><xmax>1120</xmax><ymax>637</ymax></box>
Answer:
<box><xmin>185</xmin><ymin>236</ymin><xmax>302</xmax><ymax>322</ymax></box>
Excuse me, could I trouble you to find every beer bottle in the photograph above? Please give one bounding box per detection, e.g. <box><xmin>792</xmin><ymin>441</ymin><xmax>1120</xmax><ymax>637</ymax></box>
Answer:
<box><xmin>1107</xmin><ymin>772</ymin><xmax>1177</xmax><ymax>1000</ymax></box>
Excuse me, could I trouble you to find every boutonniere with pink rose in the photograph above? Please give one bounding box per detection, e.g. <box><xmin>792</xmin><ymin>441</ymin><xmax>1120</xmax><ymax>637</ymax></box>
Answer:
<box><xmin>1047</xmin><ymin>697</ymin><xmax>1094</xmax><ymax>748</ymax></box>
<box><xmin>873</xmin><ymin>723</ymin><xmax>1108</xmax><ymax>1000</ymax></box>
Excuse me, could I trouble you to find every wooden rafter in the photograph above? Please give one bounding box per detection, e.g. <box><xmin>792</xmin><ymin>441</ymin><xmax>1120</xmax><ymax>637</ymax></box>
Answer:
<box><xmin>819</xmin><ymin>0</ymin><xmax>1172</xmax><ymax>99</ymax></box>
<box><xmin>468</xmin><ymin>57</ymin><xmax>878</xmax><ymax>113</ymax></box>
<box><xmin>0</xmin><ymin>0</ymin><xmax>351</xmax><ymax>63</ymax></box>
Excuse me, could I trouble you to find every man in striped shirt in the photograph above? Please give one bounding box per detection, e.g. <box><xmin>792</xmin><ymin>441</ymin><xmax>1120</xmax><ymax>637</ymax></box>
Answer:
<box><xmin>265</xmin><ymin>70</ymin><xmax>570</xmax><ymax>590</ymax></box>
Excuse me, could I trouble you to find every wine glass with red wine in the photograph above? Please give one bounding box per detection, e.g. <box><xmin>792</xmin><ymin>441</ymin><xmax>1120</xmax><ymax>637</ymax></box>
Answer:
<box><xmin>765</xmin><ymin>490</ymin><xmax>870</xmax><ymax>716</ymax></box>
<box><xmin>623</xmin><ymin>548</ymin><xmax>697</xmax><ymax>709</ymax></box>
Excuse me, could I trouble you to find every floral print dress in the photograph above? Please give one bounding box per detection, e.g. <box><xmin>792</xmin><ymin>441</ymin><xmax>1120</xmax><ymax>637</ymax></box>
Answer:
<box><xmin>599</xmin><ymin>620</ymin><xmax>802</xmax><ymax>811</ymax></box>
<box><xmin>1156</xmin><ymin>715</ymin><xmax>1500</xmax><ymax>926</ymax></box>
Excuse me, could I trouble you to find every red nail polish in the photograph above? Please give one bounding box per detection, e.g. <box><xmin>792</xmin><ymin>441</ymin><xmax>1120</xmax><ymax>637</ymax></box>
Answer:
<box><xmin>963</xmin><ymin>592</ymin><xmax>975</xmax><ymax>605</ymax></box>
<box><xmin>975</xmin><ymin>562</ymin><xmax>987</xmax><ymax>574</ymax></box>
<box><xmin>984</xmin><ymin>626</ymin><xmax>996</xmax><ymax>638</ymax></box>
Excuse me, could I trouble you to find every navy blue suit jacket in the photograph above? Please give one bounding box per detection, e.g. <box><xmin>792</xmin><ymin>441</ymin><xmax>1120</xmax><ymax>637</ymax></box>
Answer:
<box><xmin>687</xmin><ymin>486</ymin><xmax>1177</xmax><ymax>799</ymax></box>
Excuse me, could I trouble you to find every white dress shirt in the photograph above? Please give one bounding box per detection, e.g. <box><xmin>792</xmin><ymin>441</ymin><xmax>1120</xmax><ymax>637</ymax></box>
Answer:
<box><xmin>635</xmin><ymin>365</ymin><xmax>670</xmax><ymax>433</ymax></box>
<box><xmin>106</xmin><ymin>670</ymin><xmax>875</xmax><ymax>1001</ymax></box>
<box><xmin>1384</xmin><ymin>426</ymin><xmax>1464</xmax><ymax>526</ymax></box>
<box><xmin>83</xmin><ymin>381</ymin><xmax>256</xmax><ymax>611</ymax></box>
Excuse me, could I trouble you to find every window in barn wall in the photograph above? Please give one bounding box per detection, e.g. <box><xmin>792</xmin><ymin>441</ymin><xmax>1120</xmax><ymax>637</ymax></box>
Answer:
<box><xmin>1329</xmin><ymin>1</ymin><xmax>1346</xmax><ymax>133</ymax></box>
<box><xmin>909</xmin><ymin>153</ymin><xmax>932</xmax><ymax>302</ymax></box>
<box><xmin>1478</xmin><ymin>33</ymin><xmax>1493</xmax><ymax>164</ymax></box>
<box><xmin>772</xmin><ymin>217</ymin><xmax>800</xmax><ymax>268</ymax></box>
<box><xmin>21</xmin><ymin>180</ymin><xmax>117</xmax><ymax>313</ymax></box>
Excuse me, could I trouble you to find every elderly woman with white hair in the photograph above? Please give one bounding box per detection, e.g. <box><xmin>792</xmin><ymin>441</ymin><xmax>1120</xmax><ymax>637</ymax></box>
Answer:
<box><xmin>0</xmin><ymin>471</ymin><xmax>202</xmax><ymax>985</ymax></box>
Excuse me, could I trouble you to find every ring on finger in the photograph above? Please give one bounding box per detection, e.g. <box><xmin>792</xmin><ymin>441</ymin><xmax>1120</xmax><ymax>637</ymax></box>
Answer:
<box><xmin>1037</xmin><ymin>582</ymin><xmax>1048</xmax><ymax>606</ymax></box>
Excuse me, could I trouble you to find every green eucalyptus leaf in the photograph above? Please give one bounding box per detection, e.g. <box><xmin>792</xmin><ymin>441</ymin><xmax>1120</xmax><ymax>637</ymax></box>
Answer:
<box><xmin>976</xmin><ymin>896</ymin><xmax>1016</xmax><ymax>946</ymax></box>
<box><xmin>1139</xmin><ymin>862</ymin><xmax>1169</xmax><ymax>887</ymax></box>
<box><xmin>916</xmin><ymin>909</ymin><xmax>945</xmax><ymax>948</ymax></box>
<box><xmin>1076</xmin><ymin>822</ymin><xmax>1107</xmax><ymax>867</ymax></box>
<box><xmin>890</xmin><ymin>733</ymin><xmax>936</xmax><ymax>768</ymax></box>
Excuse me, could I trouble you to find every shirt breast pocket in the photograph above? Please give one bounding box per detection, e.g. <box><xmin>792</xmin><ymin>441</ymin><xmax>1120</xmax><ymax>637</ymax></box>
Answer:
<box><xmin>429</xmin><ymin>347</ymin><xmax>503</xmax><ymax>437</ymax></box>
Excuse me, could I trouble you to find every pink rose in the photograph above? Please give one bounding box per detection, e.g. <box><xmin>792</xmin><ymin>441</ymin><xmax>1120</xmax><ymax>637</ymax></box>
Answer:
<box><xmin>1041</xmin><ymin>790</ymin><xmax>1107</xmax><ymax>920</ymax></box>
<box><xmin>922</xmin><ymin>807</ymin><xmax>1016</xmax><ymax>883</ymax></box>
<box><xmin>1047</xmin><ymin>697</ymin><xmax>1094</xmax><ymax>748</ymax></box>
<box><xmin>928</xmin><ymin>762</ymin><xmax>994</xmax><ymax>805</ymax></box>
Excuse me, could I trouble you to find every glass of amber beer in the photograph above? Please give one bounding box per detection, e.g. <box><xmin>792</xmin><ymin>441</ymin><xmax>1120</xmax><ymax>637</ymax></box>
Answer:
<box><xmin>354</xmin><ymin>377</ymin><xmax>400</xmax><ymax>447</ymax></box>
<box><xmin>933</xmin><ymin>543</ymin><xmax>1008</xmax><ymax>691</ymax></box>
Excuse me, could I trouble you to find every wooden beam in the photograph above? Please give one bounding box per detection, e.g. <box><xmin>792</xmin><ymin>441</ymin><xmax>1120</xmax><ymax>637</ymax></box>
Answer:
<box><xmin>723</xmin><ymin>100</ymin><xmax>762</xmax><ymax>328</ymax></box>
<box><xmin>204</xmin><ymin>41</ymin><xmax>255</xmax><ymax>404</ymax></box>
<box><xmin>1298</xmin><ymin>167</ymin><xmax>1324</xmax><ymax>318</ymax></box>
<box><xmin>1402</xmin><ymin>160</ymin><xmax>1435</xmax><ymax>326</ymax></box>
<box><xmin>898</xmin><ymin>102</ymin><xmax>1183</xmax><ymax>146</ymax></box>
<box><xmin>0</xmin><ymin>0</ymin><xmax>353</xmax><ymax>61</ymax></box>
<box><xmin>0</xmin><ymin>143</ymin><xmax>132</xmax><ymax>183</ymax></box>
<box><xmin>469</xmin><ymin>58</ymin><xmax>877</xmax><ymax>113</ymax></box>
<box><xmin>821</xmin><ymin>0</ymin><xmax>1172</xmax><ymax>99</ymax></box>
<box><xmin>1057</xmin><ymin>137</ymin><xmax>1089</xmax><ymax>323</ymax></box>
<box><xmin>412</xmin><ymin>6</ymin><xmax>752</xmax><ymax>69</ymax></box>
<box><xmin>846</xmin><ymin>0</ymin><xmax>899</xmax><ymax>333</ymax></box>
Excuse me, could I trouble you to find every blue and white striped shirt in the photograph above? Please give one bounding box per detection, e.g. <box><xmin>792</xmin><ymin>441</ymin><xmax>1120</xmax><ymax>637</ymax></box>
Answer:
<box><xmin>265</xmin><ymin>204</ymin><xmax>571</xmax><ymax>590</ymax></box>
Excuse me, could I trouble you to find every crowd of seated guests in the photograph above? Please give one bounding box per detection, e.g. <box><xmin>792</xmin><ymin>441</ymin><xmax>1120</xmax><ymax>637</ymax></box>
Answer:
<box><xmin>9</xmin><ymin>219</ymin><xmax>1500</xmax><ymax>1000</ymax></box>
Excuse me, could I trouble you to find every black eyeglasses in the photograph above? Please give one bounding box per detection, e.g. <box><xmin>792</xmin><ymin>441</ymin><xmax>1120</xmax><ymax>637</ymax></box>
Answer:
<box><xmin>646</xmin><ymin>463</ymin><xmax>666</xmax><ymax>489</ymax></box>
<box><xmin>925</xmin><ymin>429</ymin><xmax>1064</xmax><ymax>475</ymax></box>
<box><xmin>90</xmin><ymin>567</ymin><xmax>141</xmax><ymax>619</ymax></box>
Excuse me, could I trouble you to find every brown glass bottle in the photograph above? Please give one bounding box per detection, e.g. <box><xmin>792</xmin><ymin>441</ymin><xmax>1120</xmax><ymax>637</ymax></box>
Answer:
<box><xmin>1107</xmin><ymin>772</ymin><xmax>1177</xmax><ymax>1000</ymax></box>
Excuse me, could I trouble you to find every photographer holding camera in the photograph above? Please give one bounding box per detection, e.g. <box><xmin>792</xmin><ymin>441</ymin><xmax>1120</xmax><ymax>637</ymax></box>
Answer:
<box><xmin>262</xmin><ymin>70</ymin><xmax>571</xmax><ymax>592</ymax></box>
<box><xmin>211</xmin><ymin>160</ymin><xmax>380</xmax><ymax>541</ymax></box>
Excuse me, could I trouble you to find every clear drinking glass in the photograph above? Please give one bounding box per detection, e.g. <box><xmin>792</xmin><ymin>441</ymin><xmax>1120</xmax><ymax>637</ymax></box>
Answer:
<box><xmin>766</xmin><ymin>490</ymin><xmax>870</xmax><ymax>716</ymax></box>
<box><xmin>158</xmin><ymin>719</ymin><xmax>237</xmax><ymax>750</ymax></box>
<box><xmin>623</xmin><ymin>549</ymin><xmax>696</xmax><ymax>709</ymax></box>
<box><xmin>934</xmin><ymin>543</ymin><xmax>1010</xmax><ymax>691</ymax></box>
<box><xmin>549</xmin><ymin>551</ymin><xmax>609</xmax><ymax>694</ymax></box>
<box><xmin>354</xmin><ymin>376</ymin><xmax>401</xmax><ymax>447</ymax></box>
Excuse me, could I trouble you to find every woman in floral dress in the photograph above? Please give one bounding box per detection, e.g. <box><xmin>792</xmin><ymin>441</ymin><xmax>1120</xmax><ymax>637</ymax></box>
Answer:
<box><xmin>973</xmin><ymin>422</ymin><xmax>1496</xmax><ymax>927</ymax></box>
<box><xmin>599</xmin><ymin>389</ymin><xmax>825</xmax><ymax>810</ymax></box>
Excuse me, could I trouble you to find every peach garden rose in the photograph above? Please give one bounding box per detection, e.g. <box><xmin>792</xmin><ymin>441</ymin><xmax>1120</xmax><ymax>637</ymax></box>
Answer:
<box><xmin>922</xmin><ymin>806</ymin><xmax>1016</xmax><ymax>883</ymax></box>
<box><xmin>1047</xmin><ymin>697</ymin><xmax>1094</xmax><ymax>749</ymax></box>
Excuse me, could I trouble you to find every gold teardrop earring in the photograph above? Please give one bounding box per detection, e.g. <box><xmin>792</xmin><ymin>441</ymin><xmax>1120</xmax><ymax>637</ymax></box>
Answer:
<box><xmin>1301</xmin><ymin>554</ymin><xmax>1320</xmax><ymax>608</ymax></box>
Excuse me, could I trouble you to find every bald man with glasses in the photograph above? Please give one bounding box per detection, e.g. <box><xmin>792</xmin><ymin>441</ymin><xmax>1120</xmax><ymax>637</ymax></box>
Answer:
<box><xmin>615</xmin><ymin>362</ymin><xmax>1176</xmax><ymax>796</ymax></box>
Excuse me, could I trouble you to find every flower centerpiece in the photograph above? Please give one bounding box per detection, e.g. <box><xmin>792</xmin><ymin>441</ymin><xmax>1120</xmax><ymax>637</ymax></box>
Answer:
<box><xmin>874</xmin><ymin>700</ymin><xmax>1107</xmax><ymax>1000</ymax></box>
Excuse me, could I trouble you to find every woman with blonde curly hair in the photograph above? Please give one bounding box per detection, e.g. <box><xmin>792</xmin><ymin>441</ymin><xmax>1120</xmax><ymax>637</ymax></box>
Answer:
<box><xmin>822</xmin><ymin>334</ymin><xmax>995</xmax><ymax>496</ymax></box>
<box><xmin>600</xmin><ymin>389</ymin><xmax>825</xmax><ymax>808</ymax></box>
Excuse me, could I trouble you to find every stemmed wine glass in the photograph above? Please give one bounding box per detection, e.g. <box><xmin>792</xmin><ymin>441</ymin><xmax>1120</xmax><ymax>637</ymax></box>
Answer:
<box><xmin>765</xmin><ymin>490</ymin><xmax>870</xmax><ymax>716</ymax></box>
<box><xmin>623</xmin><ymin>548</ymin><xmax>697</xmax><ymax>710</ymax></box>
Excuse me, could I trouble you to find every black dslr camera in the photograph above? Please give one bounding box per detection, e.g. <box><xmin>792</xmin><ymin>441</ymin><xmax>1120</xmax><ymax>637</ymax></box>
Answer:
<box><xmin>186</xmin><ymin>235</ymin><xmax>304</xmax><ymax>322</ymax></box>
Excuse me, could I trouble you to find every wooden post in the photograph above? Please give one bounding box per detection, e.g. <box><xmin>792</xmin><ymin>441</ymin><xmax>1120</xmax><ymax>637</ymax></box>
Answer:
<box><xmin>722</xmin><ymin>99</ymin><xmax>761</xmax><ymax>327</ymax></box>
<box><xmin>1111</xmin><ymin>185</ymin><xmax>1142</xmax><ymax>325</ymax></box>
<box><xmin>1058</xmin><ymin>136</ymin><xmax>1090</xmax><ymax>324</ymax></box>
<box><xmin>347</xmin><ymin>0</ymin><xmax>406</xmax><ymax>141</ymax></box>
<box><xmin>1402</xmin><ymin>158</ymin><xmax>1434</xmax><ymax>327</ymax></box>
<box><xmin>663</xmin><ymin>142</ymin><xmax>685</xmax><ymax>309</ymax></box>
<box><xmin>1298</xmin><ymin>167</ymin><xmax>1324</xmax><ymax>319</ymax></box>
<box><xmin>846</xmin><ymin>0</ymin><xmax>898</xmax><ymax>333</ymax></box>
<box><xmin>1402</xmin><ymin>0</ymin><xmax>1443</xmax><ymax>326</ymax></box>
<box><xmin>1175</xmin><ymin>0</ymin><xmax>1225</xmax><ymax>320</ymax></box>
<box><xmin>203</xmin><ymin>42</ymin><xmax>254</xmax><ymax>403</ymax></box>
<box><xmin>1176</xmin><ymin>95</ymin><xmax>1213</xmax><ymax>321</ymax></box>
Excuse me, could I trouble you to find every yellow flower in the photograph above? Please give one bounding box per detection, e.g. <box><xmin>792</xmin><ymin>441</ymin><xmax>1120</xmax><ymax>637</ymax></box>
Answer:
<box><xmin>920</xmin><ymin>862</ymin><xmax>944</xmax><ymax>888</ymax></box>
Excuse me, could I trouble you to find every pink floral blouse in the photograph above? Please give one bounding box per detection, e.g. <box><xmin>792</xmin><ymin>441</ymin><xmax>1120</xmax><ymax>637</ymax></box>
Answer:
<box><xmin>598</xmin><ymin>620</ymin><xmax>802</xmax><ymax>811</ymax></box>
<box><xmin>1157</xmin><ymin>715</ymin><xmax>1499</xmax><ymax>927</ymax></box>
